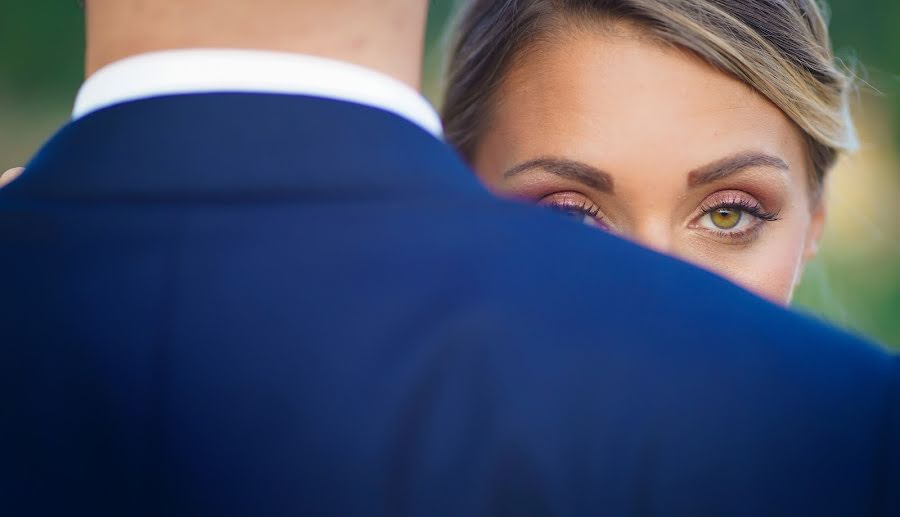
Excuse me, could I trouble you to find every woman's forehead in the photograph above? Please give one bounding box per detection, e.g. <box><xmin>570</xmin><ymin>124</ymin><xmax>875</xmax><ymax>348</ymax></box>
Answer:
<box><xmin>486</xmin><ymin>33</ymin><xmax>804</xmax><ymax>170</ymax></box>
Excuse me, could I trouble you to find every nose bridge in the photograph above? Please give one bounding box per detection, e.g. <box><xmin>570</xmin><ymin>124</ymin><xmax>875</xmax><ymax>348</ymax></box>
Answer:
<box><xmin>629</xmin><ymin>217</ymin><xmax>675</xmax><ymax>255</ymax></box>
<box><xmin>614</xmin><ymin>173</ymin><xmax>684</xmax><ymax>257</ymax></box>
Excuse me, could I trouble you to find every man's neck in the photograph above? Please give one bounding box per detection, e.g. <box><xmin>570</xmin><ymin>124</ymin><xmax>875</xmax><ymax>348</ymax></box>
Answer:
<box><xmin>84</xmin><ymin>0</ymin><xmax>428</xmax><ymax>89</ymax></box>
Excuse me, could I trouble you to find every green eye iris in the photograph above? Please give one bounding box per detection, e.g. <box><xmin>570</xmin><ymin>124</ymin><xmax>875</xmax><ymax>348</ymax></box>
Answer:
<box><xmin>711</xmin><ymin>207</ymin><xmax>742</xmax><ymax>230</ymax></box>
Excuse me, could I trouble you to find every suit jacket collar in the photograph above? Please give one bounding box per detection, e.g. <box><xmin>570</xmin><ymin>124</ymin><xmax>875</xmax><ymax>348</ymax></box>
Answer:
<box><xmin>73</xmin><ymin>50</ymin><xmax>443</xmax><ymax>138</ymax></box>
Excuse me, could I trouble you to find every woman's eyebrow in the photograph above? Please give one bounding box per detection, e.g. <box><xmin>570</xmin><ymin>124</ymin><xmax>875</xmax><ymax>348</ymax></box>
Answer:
<box><xmin>688</xmin><ymin>152</ymin><xmax>789</xmax><ymax>187</ymax></box>
<box><xmin>503</xmin><ymin>157</ymin><xmax>615</xmax><ymax>193</ymax></box>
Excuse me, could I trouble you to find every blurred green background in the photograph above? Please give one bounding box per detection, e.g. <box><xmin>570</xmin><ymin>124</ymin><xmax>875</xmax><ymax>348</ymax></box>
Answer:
<box><xmin>1</xmin><ymin>0</ymin><xmax>898</xmax><ymax>348</ymax></box>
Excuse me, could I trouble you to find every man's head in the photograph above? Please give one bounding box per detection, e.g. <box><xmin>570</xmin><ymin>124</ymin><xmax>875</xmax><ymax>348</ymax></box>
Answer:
<box><xmin>83</xmin><ymin>0</ymin><xmax>429</xmax><ymax>87</ymax></box>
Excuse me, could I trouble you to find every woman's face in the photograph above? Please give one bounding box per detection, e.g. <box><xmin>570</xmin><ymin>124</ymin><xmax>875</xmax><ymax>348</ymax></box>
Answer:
<box><xmin>472</xmin><ymin>27</ymin><xmax>826</xmax><ymax>304</ymax></box>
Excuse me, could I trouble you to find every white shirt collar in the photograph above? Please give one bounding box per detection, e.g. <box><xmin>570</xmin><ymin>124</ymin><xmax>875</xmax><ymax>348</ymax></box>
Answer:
<box><xmin>73</xmin><ymin>49</ymin><xmax>443</xmax><ymax>137</ymax></box>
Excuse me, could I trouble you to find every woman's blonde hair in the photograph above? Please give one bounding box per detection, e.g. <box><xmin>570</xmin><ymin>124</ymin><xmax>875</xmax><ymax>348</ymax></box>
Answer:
<box><xmin>442</xmin><ymin>0</ymin><xmax>856</xmax><ymax>195</ymax></box>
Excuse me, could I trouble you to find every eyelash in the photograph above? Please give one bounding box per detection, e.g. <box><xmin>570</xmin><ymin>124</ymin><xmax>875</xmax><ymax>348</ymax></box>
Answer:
<box><xmin>698</xmin><ymin>196</ymin><xmax>781</xmax><ymax>240</ymax></box>
<box><xmin>545</xmin><ymin>198</ymin><xmax>602</xmax><ymax>219</ymax></box>
<box><xmin>700</xmin><ymin>198</ymin><xmax>781</xmax><ymax>222</ymax></box>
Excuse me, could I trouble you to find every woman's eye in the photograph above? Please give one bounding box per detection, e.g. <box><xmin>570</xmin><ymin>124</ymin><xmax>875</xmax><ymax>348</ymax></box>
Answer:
<box><xmin>554</xmin><ymin>209</ymin><xmax>607</xmax><ymax>230</ymax></box>
<box><xmin>698</xmin><ymin>206</ymin><xmax>755</xmax><ymax>233</ymax></box>
<box><xmin>709</xmin><ymin>207</ymin><xmax>742</xmax><ymax>230</ymax></box>
<box><xmin>548</xmin><ymin>204</ymin><xmax>602</xmax><ymax>228</ymax></box>
<box><xmin>551</xmin><ymin>204</ymin><xmax>595</xmax><ymax>222</ymax></box>
<box><xmin>539</xmin><ymin>193</ymin><xmax>610</xmax><ymax>231</ymax></box>
<box><xmin>694</xmin><ymin>191</ymin><xmax>781</xmax><ymax>241</ymax></box>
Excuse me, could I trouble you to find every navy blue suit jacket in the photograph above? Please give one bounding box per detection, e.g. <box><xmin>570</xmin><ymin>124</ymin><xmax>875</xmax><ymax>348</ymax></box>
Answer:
<box><xmin>2</xmin><ymin>94</ymin><xmax>898</xmax><ymax>516</ymax></box>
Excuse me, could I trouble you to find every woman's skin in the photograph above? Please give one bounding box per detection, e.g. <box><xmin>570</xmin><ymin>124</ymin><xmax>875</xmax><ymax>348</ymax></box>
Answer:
<box><xmin>473</xmin><ymin>23</ymin><xmax>826</xmax><ymax>304</ymax></box>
